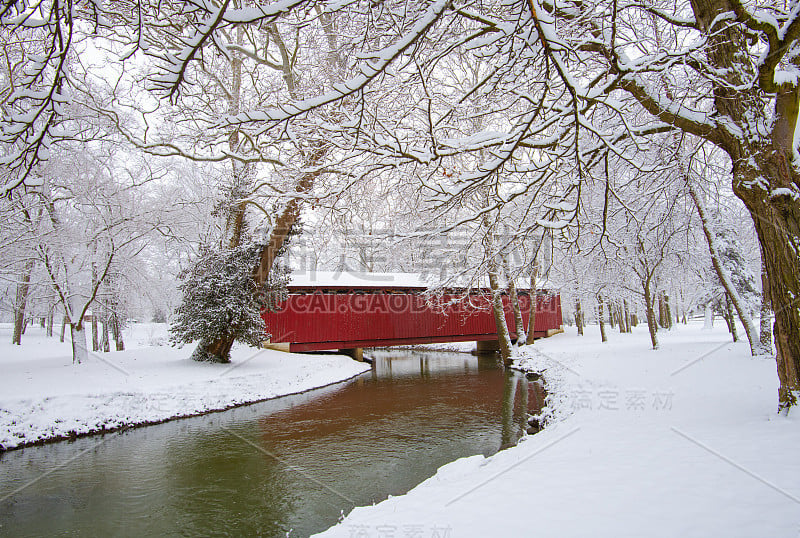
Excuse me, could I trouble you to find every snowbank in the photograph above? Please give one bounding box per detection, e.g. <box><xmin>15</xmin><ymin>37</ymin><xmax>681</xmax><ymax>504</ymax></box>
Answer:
<box><xmin>316</xmin><ymin>322</ymin><xmax>800</xmax><ymax>537</ymax></box>
<box><xmin>0</xmin><ymin>323</ymin><xmax>370</xmax><ymax>451</ymax></box>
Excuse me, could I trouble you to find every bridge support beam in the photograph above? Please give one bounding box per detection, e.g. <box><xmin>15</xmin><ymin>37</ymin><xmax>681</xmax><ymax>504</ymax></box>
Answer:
<box><xmin>475</xmin><ymin>339</ymin><xmax>500</xmax><ymax>354</ymax></box>
<box><xmin>262</xmin><ymin>341</ymin><xmax>291</xmax><ymax>353</ymax></box>
<box><xmin>339</xmin><ymin>348</ymin><xmax>364</xmax><ymax>362</ymax></box>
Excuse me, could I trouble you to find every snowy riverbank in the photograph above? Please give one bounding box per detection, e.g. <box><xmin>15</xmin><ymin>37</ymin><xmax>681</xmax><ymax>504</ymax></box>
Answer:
<box><xmin>318</xmin><ymin>321</ymin><xmax>800</xmax><ymax>537</ymax></box>
<box><xmin>0</xmin><ymin>323</ymin><xmax>370</xmax><ymax>451</ymax></box>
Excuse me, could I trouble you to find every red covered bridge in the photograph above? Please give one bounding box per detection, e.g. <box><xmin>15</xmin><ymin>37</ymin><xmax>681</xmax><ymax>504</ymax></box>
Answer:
<box><xmin>261</xmin><ymin>272</ymin><xmax>563</xmax><ymax>355</ymax></box>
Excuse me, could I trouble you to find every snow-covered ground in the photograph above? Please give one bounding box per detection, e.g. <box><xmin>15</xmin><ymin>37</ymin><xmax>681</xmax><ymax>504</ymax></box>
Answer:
<box><xmin>318</xmin><ymin>321</ymin><xmax>800</xmax><ymax>537</ymax></box>
<box><xmin>0</xmin><ymin>323</ymin><xmax>370</xmax><ymax>451</ymax></box>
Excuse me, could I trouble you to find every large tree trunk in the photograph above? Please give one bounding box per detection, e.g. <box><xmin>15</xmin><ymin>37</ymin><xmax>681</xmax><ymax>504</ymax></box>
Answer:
<box><xmin>686</xmin><ymin>0</ymin><xmax>800</xmax><ymax>409</ymax></box>
<box><xmin>194</xmin><ymin>336</ymin><xmax>235</xmax><ymax>363</ymax></box>
<box><xmin>197</xmin><ymin>145</ymin><xmax>328</xmax><ymax>363</ymax></box>
<box><xmin>12</xmin><ymin>260</ymin><xmax>34</xmax><ymax>345</ymax></box>
<box><xmin>743</xmin><ymin>190</ymin><xmax>800</xmax><ymax>410</ymax></box>
<box><xmin>574</xmin><ymin>299</ymin><xmax>584</xmax><ymax>336</ymax></box>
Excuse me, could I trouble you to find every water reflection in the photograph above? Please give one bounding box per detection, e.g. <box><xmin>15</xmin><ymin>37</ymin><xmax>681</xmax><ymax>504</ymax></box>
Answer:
<box><xmin>1</xmin><ymin>350</ymin><xmax>544</xmax><ymax>537</ymax></box>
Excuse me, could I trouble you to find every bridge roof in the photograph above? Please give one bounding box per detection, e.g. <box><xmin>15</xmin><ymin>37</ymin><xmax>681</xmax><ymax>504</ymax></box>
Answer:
<box><xmin>288</xmin><ymin>271</ymin><xmax>558</xmax><ymax>292</ymax></box>
<box><xmin>289</xmin><ymin>271</ymin><xmax>429</xmax><ymax>290</ymax></box>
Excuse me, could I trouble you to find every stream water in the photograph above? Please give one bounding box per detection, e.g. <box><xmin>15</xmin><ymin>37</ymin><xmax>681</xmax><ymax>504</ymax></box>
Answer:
<box><xmin>0</xmin><ymin>350</ymin><xmax>545</xmax><ymax>537</ymax></box>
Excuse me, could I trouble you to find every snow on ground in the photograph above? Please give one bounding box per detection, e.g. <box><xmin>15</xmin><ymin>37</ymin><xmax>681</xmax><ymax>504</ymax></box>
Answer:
<box><xmin>0</xmin><ymin>323</ymin><xmax>370</xmax><ymax>451</ymax></box>
<box><xmin>318</xmin><ymin>321</ymin><xmax>800</xmax><ymax>538</ymax></box>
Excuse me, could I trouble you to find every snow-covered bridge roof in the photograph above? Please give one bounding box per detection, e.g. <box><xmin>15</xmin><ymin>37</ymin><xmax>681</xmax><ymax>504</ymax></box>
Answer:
<box><xmin>288</xmin><ymin>270</ymin><xmax>557</xmax><ymax>291</ymax></box>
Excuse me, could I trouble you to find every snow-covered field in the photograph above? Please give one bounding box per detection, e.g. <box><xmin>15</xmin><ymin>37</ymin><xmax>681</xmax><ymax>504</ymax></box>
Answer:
<box><xmin>0</xmin><ymin>323</ymin><xmax>370</xmax><ymax>451</ymax></box>
<box><xmin>318</xmin><ymin>321</ymin><xmax>800</xmax><ymax>537</ymax></box>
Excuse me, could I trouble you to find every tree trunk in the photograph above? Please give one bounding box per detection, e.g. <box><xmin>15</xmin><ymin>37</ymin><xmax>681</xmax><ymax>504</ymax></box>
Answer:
<box><xmin>623</xmin><ymin>299</ymin><xmax>632</xmax><ymax>332</ymax></box>
<box><xmin>704</xmin><ymin>303</ymin><xmax>714</xmax><ymax>330</ymax></box>
<box><xmin>526</xmin><ymin>266</ymin><xmax>538</xmax><ymax>345</ymax></box>
<box><xmin>644</xmin><ymin>281</ymin><xmax>658</xmax><ymax>350</ymax></box>
<box><xmin>724</xmin><ymin>294</ymin><xmax>739</xmax><ymax>342</ymax></box>
<box><xmin>759</xmin><ymin>260</ymin><xmax>773</xmax><ymax>354</ymax></box>
<box><xmin>664</xmin><ymin>294</ymin><xmax>673</xmax><ymax>329</ymax></box>
<box><xmin>101</xmin><ymin>300</ymin><xmax>110</xmax><ymax>353</ymax></box>
<box><xmin>575</xmin><ymin>299</ymin><xmax>584</xmax><ymax>336</ymax></box>
<box><xmin>12</xmin><ymin>260</ymin><xmax>34</xmax><ymax>345</ymax></box>
<box><xmin>597</xmin><ymin>295</ymin><xmax>607</xmax><ymax>343</ymax></box>
<box><xmin>111</xmin><ymin>310</ymin><xmax>124</xmax><ymax>351</ymax></box>
<box><xmin>193</xmin><ymin>336</ymin><xmax>235</xmax><ymax>363</ymax></box>
<box><xmin>746</xmin><ymin>196</ymin><xmax>800</xmax><ymax>409</ymax></box>
<box><xmin>70</xmin><ymin>322</ymin><xmax>89</xmax><ymax>364</ymax></box>
<box><xmin>46</xmin><ymin>309</ymin><xmax>54</xmax><ymax>337</ymax></box>
<box><xmin>608</xmin><ymin>299</ymin><xmax>616</xmax><ymax>329</ymax></box>
<box><xmin>197</xmin><ymin>145</ymin><xmax>328</xmax><ymax>363</ymax></box>
<box><xmin>502</xmin><ymin>256</ymin><xmax>526</xmax><ymax>343</ymax></box>
<box><xmin>688</xmin><ymin>181</ymin><xmax>763</xmax><ymax>354</ymax></box>
<box><xmin>60</xmin><ymin>314</ymin><xmax>67</xmax><ymax>342</ymax></box>
<box><xmin>488</xmin><ymin>263</ymin><xmax>514</xmax><ymax>365</ymax></box>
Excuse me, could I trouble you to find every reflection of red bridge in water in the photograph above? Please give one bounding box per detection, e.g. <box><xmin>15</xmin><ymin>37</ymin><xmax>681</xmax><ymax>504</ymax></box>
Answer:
<box><xmin>261</xmin><ymin>273</ymin><xmax>563</xmax><ymax>354</ymax></box>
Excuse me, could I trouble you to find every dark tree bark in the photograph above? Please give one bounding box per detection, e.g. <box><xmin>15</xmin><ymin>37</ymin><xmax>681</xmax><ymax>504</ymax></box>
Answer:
<box><xmin>12</xmin><ymin>260</ymin><xmax>34</xmax><ymax>345</ymax></box>
<box><xmin>46</xmin><ymin>308</ymin><xmax>54</xmax><ymax>337</ymax></box>
<box><xmin>488</xmin><ymin>266</ymin><xmax>514</xmax><ymax>365</ymax></box>
<box><xmin>724</xmin><ymin>294</ymin><xmax>739</xmax><ymax>342</ymax></box>
<box><xmin>760</xmin><ymin>260</ymin><xmax>773</xmax><ymax>354</ymax></box>
<box><xmin>686</xmin><ymin>0</ymin><xmax>800</xmax><ymax>409</ymax></box>
<box><xmin>643</xmin><ymin>279</ymin><xmax>658</xmax><ymax>350</ymax></box>
<box><xmin>574</xmin><ymin>299</ymin><xmax>584</xmax><ymax>336</ymax></box>
<box><xmin>664</xmin><ymin>294</ymin><xmax>673</xmax><ymax>329</ymax></box>
<box><xmin>91</xmin><ymin>264</ymin><xmax>99</xmax><ymax>352</ymax></box>
<box><xmin>597</xmin><ymin>295</ymin><xmax>607</xmax><ymax>343</ymax></box>
<box><xmin>101</xmin><ymin>299</ymin><xmax>110</xmax><ymax>352</ymax></box>
<box><xmin>111</xmin><ymin>308</ymin><xmax>124</xmax><ymax>351</ymax></box>
<box><xmin>623</xmin><ymin>299</ymin><xmax>632</xmax><ymax>333</ymax></box>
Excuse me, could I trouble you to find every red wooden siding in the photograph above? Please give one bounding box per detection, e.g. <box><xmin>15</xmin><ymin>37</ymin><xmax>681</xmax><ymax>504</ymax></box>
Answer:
<box><xmin>261</xmin><ymin>289</ymin><xmax>562</xmax><ymax>352</ymax></box>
